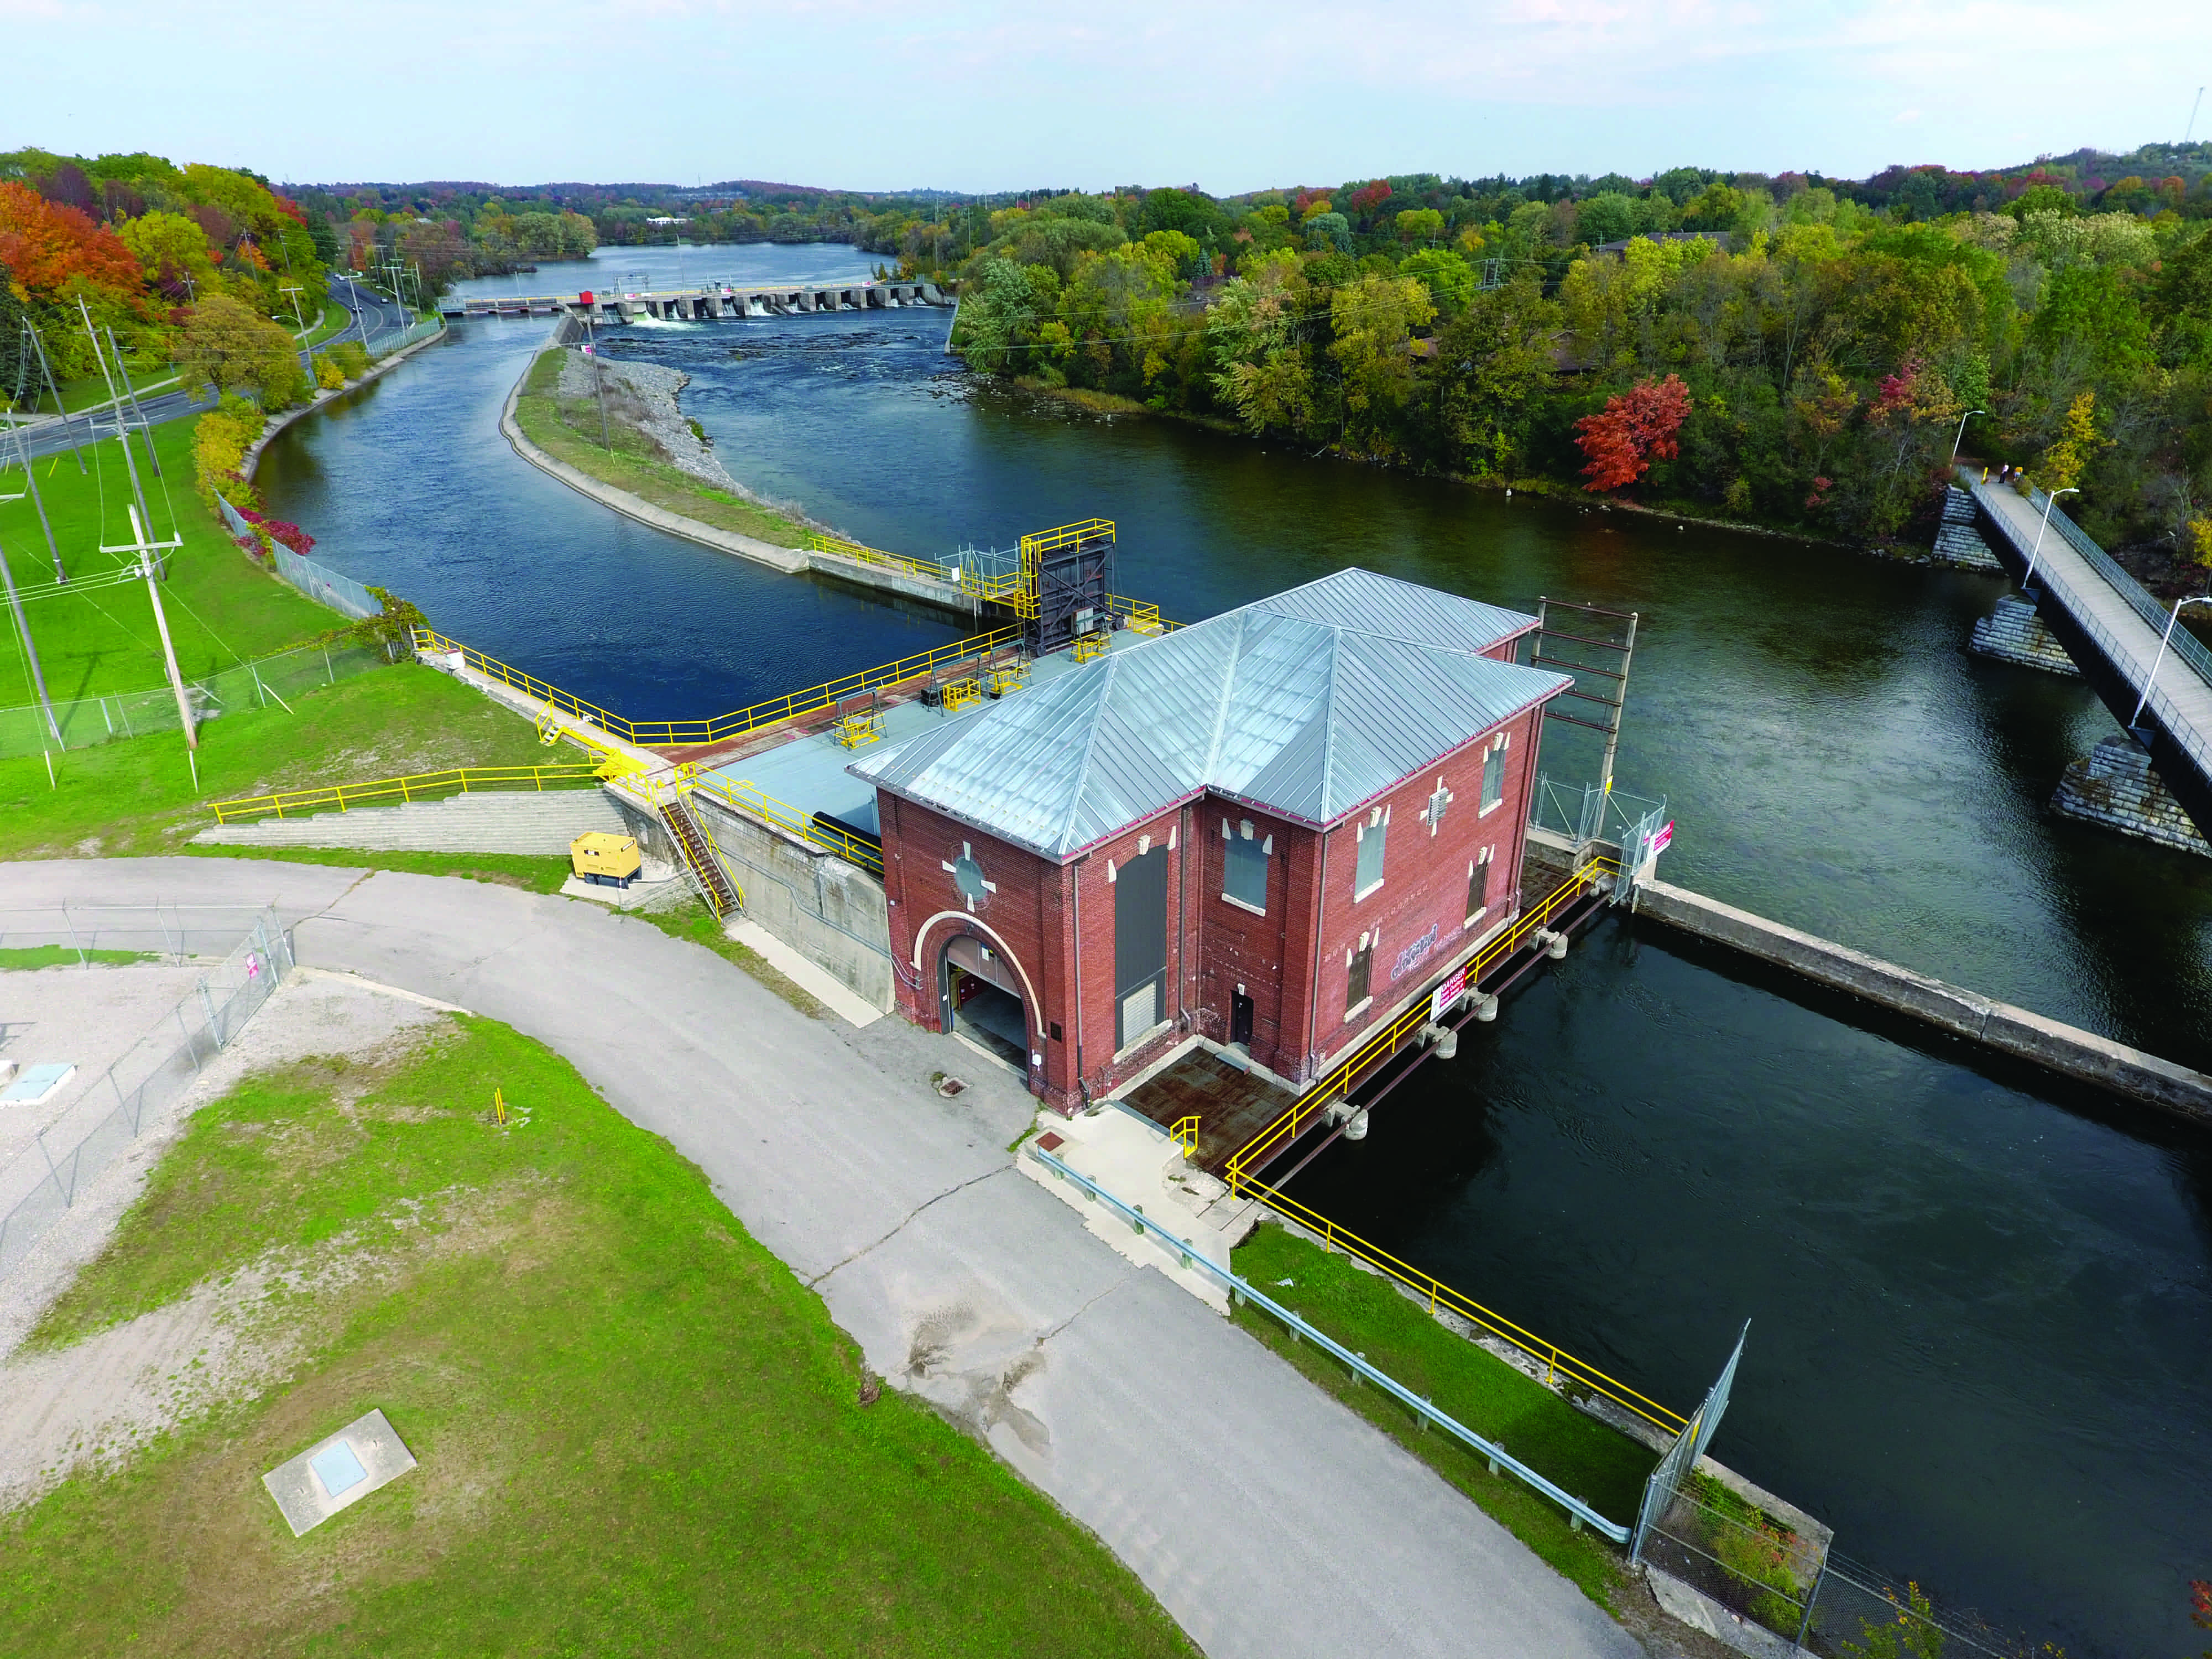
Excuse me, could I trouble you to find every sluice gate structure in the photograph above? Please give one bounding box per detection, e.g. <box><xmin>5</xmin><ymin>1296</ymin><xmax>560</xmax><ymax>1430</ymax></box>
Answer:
<box><xmin>449</xmin><ymin>278</ymin><xmax>952</xmax><ymax>321</ymax></box>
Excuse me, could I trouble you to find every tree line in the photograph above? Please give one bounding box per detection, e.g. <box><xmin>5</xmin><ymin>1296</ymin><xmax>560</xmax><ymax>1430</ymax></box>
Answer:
<box><xmin>936</xmin><ymin>152</ymin><xmax>2212</xmax><ymax>566</ymax></box>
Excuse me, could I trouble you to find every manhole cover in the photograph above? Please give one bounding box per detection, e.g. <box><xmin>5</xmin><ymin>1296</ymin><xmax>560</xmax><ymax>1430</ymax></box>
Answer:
<box><xmin>935</xmin><ymin>1076</ymin><xmax>968</xmax><ymax>1098</ymax></box>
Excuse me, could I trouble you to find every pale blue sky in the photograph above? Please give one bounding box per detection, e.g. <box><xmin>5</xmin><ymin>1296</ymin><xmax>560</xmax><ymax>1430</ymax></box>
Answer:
<box><xmin>7</xmin><ymin>0</ymin><xmax>2204</xmax><ymax>191</ymax></box>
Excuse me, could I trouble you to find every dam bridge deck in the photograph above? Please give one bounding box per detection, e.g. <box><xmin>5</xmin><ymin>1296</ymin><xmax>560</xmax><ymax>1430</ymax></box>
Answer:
<box><xmin>447</xmin><ymin>278</ymin><xmax>952</xmax><ymax>321</ymax></box>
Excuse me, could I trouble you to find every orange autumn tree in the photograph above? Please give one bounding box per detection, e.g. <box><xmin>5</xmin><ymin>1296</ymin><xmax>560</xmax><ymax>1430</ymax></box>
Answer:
<box><xmin>1574</xmin><ymin>373</ymin><xmax>1692</xmax><ymax>493</ymax></box>
<box><xmin>0</xmin><ymin>180</ymin><xmax>148</xmax><ymax>309</ymax></box>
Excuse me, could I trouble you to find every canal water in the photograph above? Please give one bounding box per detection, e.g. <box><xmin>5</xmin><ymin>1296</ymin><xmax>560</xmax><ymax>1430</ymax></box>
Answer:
<box><xmin>260</xmin><ymin>244</ymin><xmax>2211</xmax><ymax>1656</ymax></box>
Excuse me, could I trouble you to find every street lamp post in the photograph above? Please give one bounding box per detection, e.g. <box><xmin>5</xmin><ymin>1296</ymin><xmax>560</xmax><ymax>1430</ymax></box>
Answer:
<box><xmin>2129</xmin><ymin>594</ymin><xmax>2212</xmax><ymax>735</ymax></box>
<box><xmin>2022</xmin><ymin>486</ymin><xmax>2081</xmax><ymax>596</ymax></box>
<box><xmin>1951</xmin><ymin>408</ymin><xmax>1986</xmax><ymax>462</ymax></box>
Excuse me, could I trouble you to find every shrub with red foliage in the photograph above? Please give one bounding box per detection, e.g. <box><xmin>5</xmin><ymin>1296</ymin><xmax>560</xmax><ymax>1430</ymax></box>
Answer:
<box><xmin>1574</xmin><ymin>374</ymin><xmax>1692</xmax><ymax>493</ymax></box>
<box><xmin>236</xmin><ymin>506</ymin><xmax>315</xmax><ymax>557</ymax></box>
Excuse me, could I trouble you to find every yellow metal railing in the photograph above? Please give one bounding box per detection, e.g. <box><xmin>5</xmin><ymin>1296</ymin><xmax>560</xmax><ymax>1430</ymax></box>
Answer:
<box><xmin>692</xmin><ymin>774</ymin><xmax>885</xmax><ymax>876</ymax></box>
<box><xmin>941</xmin><ymin>676</ymin><xmax>982</xmax><ymax>712</ymax></box>
<box><xmin>1225</xmin><ymin>854</ymin><xmax>1619</xmax><ymax>1184</ymax></box>
<box><xmin>1020</xmin><ymin>518</ymin><xmax>1115</xmax><ymax>559</ymax></box>
<box><xmin>1071</xmin><ymin>632</ymin><xmax>1109</xmax><ymax>663</ymax></box>
<box><xmin>805</xmin><ymin>532</ymin><xmax>961</xmax><ymax>589</ymax></box>
<box><xmin>1170</xmin><ymin>1115</ymin><xmax>1201</xmax><ymax>1159</ymax></box>
<box><xmin>211</xmin><ymin>763</ymin><xmax>608</xmax><ymax>824</ymax></box>
<box><xmin>833</xmin><ymin>710</ymin><xmax>884</xmax><ymax>749</ymax></box>
<box><xmin>1243</xmin><ymin>1171</ymin><xmax>1687</xmax><ymax>1436</ymax></box>
<box><xmin>415</xmin><ymin>625</ymin><xmax>1021</xmax><ymax>749</ymax></box>
<box><xmin>1108</xmin><ymin>594</ymin><xmax>1171</xmax><ymax>634</ymax></box>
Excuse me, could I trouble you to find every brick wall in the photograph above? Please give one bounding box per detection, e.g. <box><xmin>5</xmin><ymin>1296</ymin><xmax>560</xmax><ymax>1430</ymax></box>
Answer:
<box><xmin>874</xmin><ymin>691</ymin><xmax>1552</xmax><ymax>1104</ymax></box>
<box><xmin>1304</xmin><ymin>702</ymin><xmax>1547</xmax><ymax>1070</ymax></box>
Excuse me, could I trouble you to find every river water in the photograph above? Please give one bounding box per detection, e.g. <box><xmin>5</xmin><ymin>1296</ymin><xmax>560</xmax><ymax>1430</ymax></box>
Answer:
<box><xmin>259</xmin><ymin>244</ymin><xmax>2210</xmax><ymax>1656</ymax></box>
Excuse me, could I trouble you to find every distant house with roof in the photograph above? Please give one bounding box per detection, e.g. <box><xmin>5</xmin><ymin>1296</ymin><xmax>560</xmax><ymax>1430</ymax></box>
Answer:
<box><xmin>847</xmin><ymin>568</ymin><xmax>1572</xmax><ymax>1110</ymax></box>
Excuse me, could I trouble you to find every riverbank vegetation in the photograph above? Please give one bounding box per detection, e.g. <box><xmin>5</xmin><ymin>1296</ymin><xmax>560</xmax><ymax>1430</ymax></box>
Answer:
<box><xmin>510</xmin><ymin>346</ymin><xmax>808</xmax><ymax>548</ymax></box>
<box><xmin>922</xmin><ymin>149</ymin><xmax>2212</xmax><ymax>570</ymax></box>
<box><xmin>1229</xmin><ymin>1223</ymin><xmax>1656</xmax><ymax>1608</ymax></box>
<box><xmin>1</xmin><ymin>149</ymin><xmax>334</xmax><ymax>413</ymax></box>
<box><xmin>1</xmin><ymin>1018</ymin><xmax>1193</xmax><ymax>1656</ymax></box>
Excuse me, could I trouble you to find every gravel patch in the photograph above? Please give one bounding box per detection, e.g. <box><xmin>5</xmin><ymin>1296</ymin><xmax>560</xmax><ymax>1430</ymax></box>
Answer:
<box><xmin>0</xmin><ymin>974</ymin><xmax>454</xmax><ymax>1510</ymax></box>
<box><xmin>0</xmin><ymin>960</ymin><xmax>210</xmax><ymax>1172</ymax></box>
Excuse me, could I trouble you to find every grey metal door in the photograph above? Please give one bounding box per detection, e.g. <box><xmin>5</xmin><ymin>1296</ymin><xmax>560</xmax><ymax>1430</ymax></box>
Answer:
<box><xmin>1113</xmin><ymin>847</ymin><xmax>1168</xmax><ymax>1050</ymax></box>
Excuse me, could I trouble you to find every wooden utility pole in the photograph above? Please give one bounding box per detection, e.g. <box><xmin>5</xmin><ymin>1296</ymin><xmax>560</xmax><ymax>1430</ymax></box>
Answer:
<box><xmin>103</xmin><ymin>326</ymin><xmax>163</xmax><ymax>478</ymax></box>
<box><xmin>22</xmin><ymin>320</ymin><xmax>86</xmax><ymax>475</ymax></box>
<box><xmin>103</xmin><ymin>505</ymin><xmax>193</xmax><ymax>753</ymax></box>
<box><xmin>78</xmin><ymin>300</ymin><xmax>161</xmax><ymax>577</ymax></box>
<box><xmin>5</xmin><ymin>357</ymin><xmax>66</xmax><ymax>581</ymax></box>
<box><xmin>0</xmin><ymin>517</ymin><xmax>60</xmax><ymax>745</ymax></box>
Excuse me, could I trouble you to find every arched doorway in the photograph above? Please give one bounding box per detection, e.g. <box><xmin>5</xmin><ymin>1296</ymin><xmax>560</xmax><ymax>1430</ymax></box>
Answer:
<box><xmin>938</xmin><ymin>932</ymin><xmax>1030</xmax><ymax>1072</ymax></box>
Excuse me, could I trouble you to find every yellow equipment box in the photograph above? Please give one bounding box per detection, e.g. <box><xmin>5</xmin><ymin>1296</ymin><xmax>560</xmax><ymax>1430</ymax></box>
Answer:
<box><xmin>571</xmin><ymin>831</ymin><xmax>641</xmax><ymax>888</ymax></box>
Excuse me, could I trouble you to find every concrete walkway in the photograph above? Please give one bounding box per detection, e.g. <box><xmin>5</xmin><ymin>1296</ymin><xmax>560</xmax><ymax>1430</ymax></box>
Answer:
<box><xmin>1972</xmin><ymin>478</ymin><xmax>2212</xmax><ymax>761</ymax></box>
<box><xmin>0</xmin><ymin>857</ymin><xmax>1640</xmax><ymax>1659</ymax></box>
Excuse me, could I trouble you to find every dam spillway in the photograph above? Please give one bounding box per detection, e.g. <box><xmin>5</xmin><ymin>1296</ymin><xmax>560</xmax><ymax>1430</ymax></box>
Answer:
<box><xmin>445</xmin><ymin>278</ymin><xmax>953</xmax><ymax>322</ymax></box>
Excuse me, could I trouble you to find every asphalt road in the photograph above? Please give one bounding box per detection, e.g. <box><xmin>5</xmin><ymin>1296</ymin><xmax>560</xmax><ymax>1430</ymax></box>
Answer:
<box><xmin>4</xmin><ymin>275</ymin><xmax>417</xmax><ymax>465</ymax></box>
<box><xmin>0</xmin><ymin>856</ymin><xmax>1645</xmax><ymax>1659</ymax></box>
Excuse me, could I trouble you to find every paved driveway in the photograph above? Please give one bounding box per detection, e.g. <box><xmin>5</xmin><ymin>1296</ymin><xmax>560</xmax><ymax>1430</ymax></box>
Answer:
<box><xmin>0</xmin><ymin>858</ymin><xmax>1642</xmax><ymax>1659</ymax></box>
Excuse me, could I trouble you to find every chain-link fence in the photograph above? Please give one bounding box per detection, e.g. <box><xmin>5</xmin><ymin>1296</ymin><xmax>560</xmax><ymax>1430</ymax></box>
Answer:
<box><xmin>0</xmin><ymin>904</ymin><xmax>293</xmax><ymax>1281</ymax></box>
<box><xmin>0</xmin><ymin>639</ymin><xmax>396</xmax><ymax>760</ymax></box>
<box><xmin>212</xmin><ymin>494</ymin><xmax>384</xmax><ymax>621</ymax></box>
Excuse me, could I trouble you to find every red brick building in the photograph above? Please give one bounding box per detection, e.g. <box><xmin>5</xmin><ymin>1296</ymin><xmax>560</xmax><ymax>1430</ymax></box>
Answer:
<box><xmin>849</xmin><ymin>568</ymin><xmax>1571</xmax><ymax>1111</ymax></box>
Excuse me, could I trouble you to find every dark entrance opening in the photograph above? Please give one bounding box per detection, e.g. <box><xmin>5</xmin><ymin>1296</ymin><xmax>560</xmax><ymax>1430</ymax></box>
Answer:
<box><xmin>1114</xmin><ymin>846</ymin><xmax>1170</xmax><ymax>1051</ymax></box>
<box><xmin>1230</xmin><ymin>990</ymin><xmax>1255</xmax><ymax>1047</ymax></box>
<box><xmin>940</xmin><ymin>934</ymin><xmax>1028</xmax><ymax>1071</ymax></box>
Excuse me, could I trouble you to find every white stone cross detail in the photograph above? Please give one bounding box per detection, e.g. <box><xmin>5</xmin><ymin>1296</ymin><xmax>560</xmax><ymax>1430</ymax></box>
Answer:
<box><xmin>1422</xmin><ymin>778</ymin><xmax>1453</xmax><ymax>836</ymax></box>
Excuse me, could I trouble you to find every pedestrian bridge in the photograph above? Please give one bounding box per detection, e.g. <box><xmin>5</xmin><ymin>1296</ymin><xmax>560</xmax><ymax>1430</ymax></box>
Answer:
<box><xmin>1963</xmin><ymin>468</ymin><xmax>2212</xmax><ymax>845</ymax></box>
<box><xmin>445</xmin><ymin>278</ymin><xmax>952</xmax><ymax>321</ymax></box>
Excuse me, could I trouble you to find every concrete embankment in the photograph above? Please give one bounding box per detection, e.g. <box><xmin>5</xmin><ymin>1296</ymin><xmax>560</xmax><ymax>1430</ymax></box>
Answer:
<box><xmin>1634</xmin><ymin>879</ymin><xmax>2212</xmax><ymax>1124</ymax></box>
<box><xmin>505</xmin><ymin>336</ymin><xmax>985</xmax><ymax>618</ymax></box>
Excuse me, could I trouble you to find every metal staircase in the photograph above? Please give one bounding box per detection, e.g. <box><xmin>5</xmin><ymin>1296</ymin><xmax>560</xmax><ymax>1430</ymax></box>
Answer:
<box><xmin>659</xmin><ymin>791</ymin><xmax>743</xmax><ymax>919</ymax></box>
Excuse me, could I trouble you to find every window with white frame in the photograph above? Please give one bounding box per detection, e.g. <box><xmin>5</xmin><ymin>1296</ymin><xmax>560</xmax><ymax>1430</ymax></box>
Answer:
<box><xmin>1468</xmin><ymin>847</ymin><xmax>1493</xmax><ymax>922</ymax></box>
<box><xmin>1480</xmin><ymin>734</ymin><xmax>1509</xmax><ymax>812</ymax></box>
<box><xmin>1353</xmin><ymin>806</ymin><xmax>1389</xmax><ymax>898</ymax></box>
<box><xmin>1223</xmin><ymin>818</ymin><xmax>1270</xmax><ymax>913</ymax></box>
<box><xmin>1345</xmin><ymin>934</ymin><xmax>1373</xmax><ymax>1011</ymax></box>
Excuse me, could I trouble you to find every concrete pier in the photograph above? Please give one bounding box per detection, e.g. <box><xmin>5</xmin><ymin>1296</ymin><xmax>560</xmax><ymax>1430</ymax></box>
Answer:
<box><xmin>1932</xmin><ymin>486</ymin><xmax>2004</xmax><ymax>572</ymax></box>
<box><xmin>1969</xmin><ymin>594</ymin><xmax>2080</xmax><ymax>675</ymax></box>
<box><xmin>2051</xmin><ymin>734</ymin><xmax>2212</xmax><ymax>857</ymax></box>
<box><xmin>1632</xmin><ymin>879</ymin><xmax>2212</xmax><ymax>1124</ymax></box>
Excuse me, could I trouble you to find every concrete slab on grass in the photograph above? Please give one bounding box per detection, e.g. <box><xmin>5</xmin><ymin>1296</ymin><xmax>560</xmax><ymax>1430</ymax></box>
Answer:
<box><xmin>262</xmin><ymin>1408</ymin><xmax>415</xmax><ymax>1536</ymax></box>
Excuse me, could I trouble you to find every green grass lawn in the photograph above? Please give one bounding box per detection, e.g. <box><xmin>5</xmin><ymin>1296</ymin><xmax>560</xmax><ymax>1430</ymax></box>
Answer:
<box><xmin>1230</xmin><ymin>1224</ymin><xmax>1659</xmax><ymax>1608</ymax></box>
<box><xmin>513</xmin><ymin>348</ymin><xmax>807</xmax><ymax>549</ymax></box>
<box><xmin>0</xmin><ymin>943</ymin><xmax>155</xmax><ymax>968</ymax></box>
<box><xmin>0</xmin><ymin>663</ymin><xmax>557</xmax><ymax>858</ymax></box>
<box><xmin>3</xmin><ymin>1017</ymin><xmax>1193</xmax><ymax>1656</ymax></box>
<box><xmin>1</xmin><ymin>416</ymin><xmax>340</xmax><ymax>705</ymax></box>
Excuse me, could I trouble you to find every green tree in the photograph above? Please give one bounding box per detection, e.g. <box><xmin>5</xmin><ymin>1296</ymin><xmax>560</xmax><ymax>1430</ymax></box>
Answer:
<box><xmin>1400</xmin><ymin>249</ymin><xmax>1478</xmax><ymax>317</ymax></box>
<box><xmin>1328</xmin><ymin>274</ymin><xmax>1434</xmax><ymax>455</ymax></box>
<box><xmin>175</xmin><ymin>293</ymin><xmax>307</xmax><ymax>408</ymax></box>
<box><xmin>1421</xmin><ymin>274</ymin><xmax>1559</xmax><ymax>478</ymax></box>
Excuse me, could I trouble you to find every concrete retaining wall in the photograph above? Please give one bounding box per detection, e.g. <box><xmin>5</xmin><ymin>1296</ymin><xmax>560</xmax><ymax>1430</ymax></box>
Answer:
<box><xmin>687</xmin><ymin>792</ymin><xmax>894</xmax><ymax>1010</ymax></box>
<box><xmin>1633</xmin><ymin>879</ymin><xmax>2212</xmax><ymax>1124</ymax></box>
